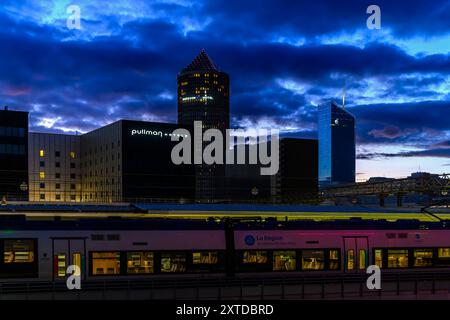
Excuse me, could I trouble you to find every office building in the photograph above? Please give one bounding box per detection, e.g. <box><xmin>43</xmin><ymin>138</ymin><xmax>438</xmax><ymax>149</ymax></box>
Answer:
<box><xmin>318</xmin><ymin>101</ymin><xmax>355</xmax><ymax>187</ymax></box>
<box><xmin>80</xmin><ymin>120</ymin><xmax>194</xmax><ymax>202</ymax></box>
<box><xmin>0</xmin><ymin>107</ymin><xmax>29</xmax><ymax>201</ymax></box>
<box><xmin>177</xmin><ymin>49</ymin><xmax>230</xmax><ymax>202</ymax></box>
<box><xmin>29</xmin><ymin>120</ymin><xmax>195</xmax><ymax>203</ymax></box>
<box><xmin>28</xmin><ymin>133</ymin><xmax>81</xmax><ymax>202</ymax></box>
<box><xmin>271</xmin><ymin>138</ymin><xmax>318</xmax><ymax>203</ymax></box>
<box><xmin>225</xmin><ymin>144</ymin><xmax>271</xmax><ymax>202</ymax></box>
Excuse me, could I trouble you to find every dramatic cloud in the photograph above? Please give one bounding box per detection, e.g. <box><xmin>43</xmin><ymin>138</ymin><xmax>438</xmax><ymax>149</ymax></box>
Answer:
<box><xmin>1</xmin><ymin>0</ymin><xmax>450</xmax><ymax>179</ymax></box>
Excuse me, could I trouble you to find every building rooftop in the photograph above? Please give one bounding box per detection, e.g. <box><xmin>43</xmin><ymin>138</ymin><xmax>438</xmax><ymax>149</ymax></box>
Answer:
<box><xmin>180</xmin><ymin>49</ymin><xmax>219</xmax><ymax>74</ymax></box>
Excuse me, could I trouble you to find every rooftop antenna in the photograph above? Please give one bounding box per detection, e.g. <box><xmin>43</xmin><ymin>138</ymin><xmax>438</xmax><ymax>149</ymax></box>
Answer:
<box><xmin>342</xmin><ymin>80</ymin><xmax>346</xmax><ymax>109</ymax></box>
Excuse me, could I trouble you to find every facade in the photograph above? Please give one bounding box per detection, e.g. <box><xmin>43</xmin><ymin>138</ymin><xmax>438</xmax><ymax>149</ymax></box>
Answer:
<box><xmin>225</xmin><ymin>144</ymin><xmax>271</xmax><ymax>202</ymax></box>
<box><xmin>271</xmin><ymin>138</ymin><xmax>318</xmax><ymax>203</ymax></box>
<box><xmin>0</xmin><ymin>107</ymin><xmax>29</xmax><ymax>201</ymax></box>
<box><xmin>29</xmin><ymin>120</ymin><xmax>195</xmax><ymax>203</ymax></box>
<box><xmin>177</xmin><ymin>49</ymin><xmax>230</xmax><ymax>202</ymax></box>
<box><xmin>318</xmin><ymin>101</ymin><xmax>355</xmax><ymax>187</ymax></box>
<box><xmin>28</xmin><ymin>133</ymin><xmax>81</xmax><ymax>202</ymax></box>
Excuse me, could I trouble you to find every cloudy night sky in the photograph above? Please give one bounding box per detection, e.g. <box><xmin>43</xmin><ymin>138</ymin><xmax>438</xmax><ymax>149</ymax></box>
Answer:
<box><xmin>1</xmin><ymin>0</ymin><xmax>450</xmax><ymax>181</ymax></box>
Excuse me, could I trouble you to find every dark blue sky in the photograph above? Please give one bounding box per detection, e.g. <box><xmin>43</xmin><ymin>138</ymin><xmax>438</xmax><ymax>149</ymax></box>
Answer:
<box><xmin>1</xmin><ymin>0</ymin><xmax>450</xmax><ymax>180</ymax></box>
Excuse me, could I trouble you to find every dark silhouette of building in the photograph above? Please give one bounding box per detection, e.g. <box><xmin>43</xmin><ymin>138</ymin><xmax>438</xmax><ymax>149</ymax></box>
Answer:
<box><xmin>225</xmin><ymin>144</ymin><xmax>271</xmax><ymax>202</ymax></box>
<box><xmin>177</xmin><ymin>49</ymin><xmax>230</xmax><ymax>202</ymax></box>
<box><xmin>272</xmin><ymin>138</ymin><xmax>318</xmax><ymax>203</ymax></box>
<box><xmin>318</xmin><ymin>101</ymin><xmax>355</xmax><ymax>187</ymax></box>
<box><xmin>0</xmin><ymin>107</ymin><xmax>29</xmax><ymax>201</ymax></box>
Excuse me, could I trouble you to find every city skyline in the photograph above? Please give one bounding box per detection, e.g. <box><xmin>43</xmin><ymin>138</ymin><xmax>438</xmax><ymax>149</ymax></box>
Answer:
<box><xmin>1</xmin><ymin>0</ymin><xmax>450</xmax><ymax>181</ymax></box>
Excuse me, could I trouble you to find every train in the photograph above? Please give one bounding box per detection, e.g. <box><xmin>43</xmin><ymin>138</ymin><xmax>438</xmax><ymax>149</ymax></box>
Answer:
<box><xmin>1</xmin><ymin>216</ymin><xmax>450</xmax><ymax>282</ymax></box>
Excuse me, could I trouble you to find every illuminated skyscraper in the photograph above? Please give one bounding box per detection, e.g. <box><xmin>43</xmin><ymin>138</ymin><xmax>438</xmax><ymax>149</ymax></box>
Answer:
<box><xmin>178</xmin><ymin>50</ymin><xmax>230</xmax><ymax>202</ymax></box>
<box><xmin>318</xmin><ymin>101</ymin><xmax>355</xmax><ymax>187</ymax></box>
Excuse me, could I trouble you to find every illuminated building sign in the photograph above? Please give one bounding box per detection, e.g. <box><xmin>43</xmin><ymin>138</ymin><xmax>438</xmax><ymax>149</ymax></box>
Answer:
<box><xmin>131</xmin><ymin>129</ymin><xmax>188</xmax><ymax>138</ymax></box>
<box><xmin>182</xmin><ymin>96</ymin><xmax>214</xmax><ymax>102</ymax></box>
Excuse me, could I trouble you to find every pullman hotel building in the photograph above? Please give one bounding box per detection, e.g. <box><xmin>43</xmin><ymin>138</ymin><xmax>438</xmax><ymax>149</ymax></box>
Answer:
<box><xmin>28</xmin><ymin>120</ymin><xmax>194</xmax><ymax>203</ymax></box>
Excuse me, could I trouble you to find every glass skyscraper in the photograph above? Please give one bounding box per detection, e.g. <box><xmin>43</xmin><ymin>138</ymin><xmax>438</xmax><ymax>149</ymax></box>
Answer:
<box><xmin>318</xmin><ymin>101</ymin><xmax>355</xmax><ymax>187</ymax></box>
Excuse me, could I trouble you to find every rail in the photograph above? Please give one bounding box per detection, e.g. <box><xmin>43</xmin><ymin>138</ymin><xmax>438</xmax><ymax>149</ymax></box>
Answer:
<box><xmin>0</xmin><ymin>270</ymin><xmax>449</xmax><ymax>299</ymax></box>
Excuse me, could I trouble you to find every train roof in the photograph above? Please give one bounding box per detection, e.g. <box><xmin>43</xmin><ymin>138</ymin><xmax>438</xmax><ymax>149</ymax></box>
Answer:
<box><xmin>0</xmin><ymin>216</ymin><xmax>448</xmax><ymax>231</ymax></box>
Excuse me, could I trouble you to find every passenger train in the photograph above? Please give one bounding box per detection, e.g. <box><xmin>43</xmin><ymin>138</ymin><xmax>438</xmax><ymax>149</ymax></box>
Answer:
<box><xmin>1</xmin><ymin>217</ymin><xmax>450</xmax><ymax>282</ymax></box>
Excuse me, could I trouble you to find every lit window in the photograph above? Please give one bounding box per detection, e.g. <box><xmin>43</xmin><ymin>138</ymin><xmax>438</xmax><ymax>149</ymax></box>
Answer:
<box><xmin>193</xmin><ymin>252</ymin><xmax>218</xmax><ymax>265</ymax></box>
<box><xmin>70</xmin><ymin>152</ymin><xmax>76</xmax><ymax>159</ymax></box>
<box><xmin>127</xmin><ymin>252</ymin><xmax>154</xmax><ymax>274</ymax></box>
<box><xmin>347</xmin><ymin>249</ymin><xmax>354</xmax><ymax>270</ymax></box>
<box><xmin>243</xmin><ymin>251</ymin><xmax>267</xmax><ymax>264</ymax></box>
<box><xmin>374</xmin><ymin>249</ymin><xmax>383</xmax><ymax>268</ymax></box>
<box><xmin>56</xmin><ymin>254</ymin><xmax>66</xmax><ymax>277</ymax></box>
<box><xmin>160</xmin><ymin>253</ymin><xmax>186</xmax><ymax>273</ymax></box>
<box><xmin>4</xmin><ymin>240</ymin><xmax>35</xmax><ymax>263</ymax></box>
<box><xmin>359</xmin><ymin>249</ymin><xmax>367</xmax><ymax>269</ymax></box>
<box><xmin>39</xmin><ymin>171</ymin><xmax>45</xmax><ymax>179</ymax></box>
<box><xmin>414</xmin><ymin>249</ymin><xmax>433</xmax><ymax>267</ymax></box>
<box><xmin>387</xmin><ymin>249</ymin><xmax>409</xmax><ymax>268</ymax></box>
<box><xmin>273</xmin><ymin>251</ymin><xmax>296</xmax><ymax>271</ymax></box>
<box><xmin>329</xmin><ymin>249</ymin><xmax>340</xmax><ymax>270</ymax></box>
<box><xmin>438</xmin><ymin>248</ymin><xmax>450</xmax><ymax>258</ymax></box>
<box><xmin>39</xmin><ymin>150</ymin><xmax>44</xmax><ymax>157</ymax></box>
<box><xmin>92</xmin><ymin>252</ymin><xmax>121</xmax><ymax>275</ymax></box>
<box><xmin>73</xmin><ymin>253</ymin><xmax>82</xmax><ymax>276</ymax></box>
<box><xmin>302</xmin><ymin>250</ymin><xmax>324</xmax><ymax>270</ymax></box>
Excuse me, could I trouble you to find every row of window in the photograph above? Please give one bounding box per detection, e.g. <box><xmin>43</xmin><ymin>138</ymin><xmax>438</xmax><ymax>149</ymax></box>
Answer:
<box><xmin>38</xmin><ymin>172</ymin><xmax>78</xmax><ymax>180</ymax></box>
<box><xmin>0</xmin><ymin>126</ymin><xmax>25</xmax><ymax>137</ymax></box>
<box><xmin>83</xmin><ymin>142</ymin><xmax>121</xmax><ymax>157</ymax></box>
<box><xmin>373</xmin><ymin>248</ymin><xmax>450</xmax><ymax>268</ymax></box>
<box><xmin>4</xmin><ymin>240</ymin><xmax>450</xmax><ymax>278</ymax></box>
<box><xmin>39</xmin><ymin>161</ymin><xmax>76</xmax><ymax>169</ymax></box>
<box><xmin>0</xmin><ymin>144</ymin><xmax>26</xmax><ymax>155</ymax></box>
<box><xmin>39</xmin><ymin>150</ymin><xmax>76</xmax><ymax>158</ymax></box>
<box><xmin>38</xmin><ymin>194</ymin><xmax>78</xmax><ymax>201</ymax></box>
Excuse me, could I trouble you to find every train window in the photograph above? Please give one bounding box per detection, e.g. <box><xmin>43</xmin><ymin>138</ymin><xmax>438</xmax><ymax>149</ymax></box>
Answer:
<box><xmin>4</xmin><ymin>240</ymin><xmax>34</xmax><ymax>263</ymax></box>
<box><xmin>160</xmin><ymin>253</ymin><xmax>186</xmax><ymax>273</ymax></box>
<box><xmin>243</xmin><ymin>251</ymin><xmax>267</xmax><ymax>264</ymax></box>
<box><xmin>347</xmin><ymin>250</ymin><xmax>354</xmax><ymax>270</ymax></box>
<box><xmin>127</xmin><ymin>252</ymin><xmax>153</xmax><ymax>274</ymax></box>
<box><xmin>92</xmin><ymin>252</ymin><xmax>121</xmax><ymax>275</ymax></box>
<box><xmin>359</xmin><ymin>250</ymin><xmax>367</xmax><ymax>270</ymax></box>
<box><xmin>73</xmin><ymin>253</ymin><xmax>82</xmax><ymax>276</ymax></box>
<box><xmin>438</xmin><ymin>248</ymin><xmax>450</xmax><ymax>258</ymax></box>
<box><xmin>414</xmin><ymin>249</ymin><xmax>433</xmax><ymax>267</ymax></box>
<box><xmin>374</xmin><ymin>249</ymin><xmax>383</xmax><ymax>268</ymax></box>
<box><xmin>193</xmin><ymin>252</ymin><xmax>218</xmax><ymax>264</ymax></box>
<box><xmin>56</xmin><ymin>254</ymin><xmax>66</xmax><ymax>277</ymax></box>
<box><xmin>329</xmin><ymin>250</ymin><xmax>340</xmax><ymax>270</ymax></box>
<box><xmin>273</xmin><ymin>251</ymin><xmax>296</xmax><ymax>271</ymax></box>
<box><xmin>436</xmin><ymin>248</ymin><xmax>450</xmax><ymax>266</ymax></box>
<box><xmin>302</xmin><ymin>250</ymin><xmax>324</xmax><ymax>270</ymax></box>
<box><xmin>387</xmin><ymin>249</ymin><xmax>408</xmax><ymax>268</ymax></box>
